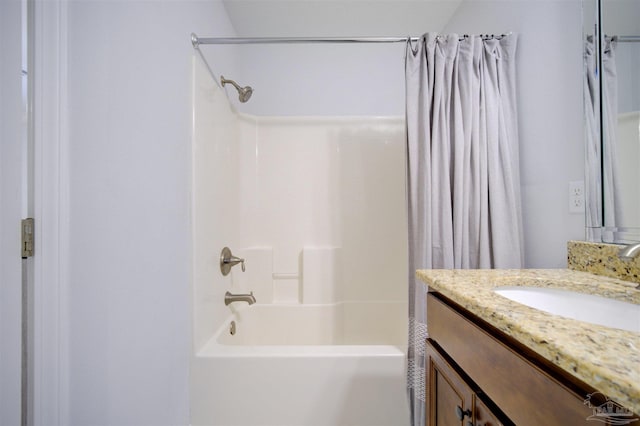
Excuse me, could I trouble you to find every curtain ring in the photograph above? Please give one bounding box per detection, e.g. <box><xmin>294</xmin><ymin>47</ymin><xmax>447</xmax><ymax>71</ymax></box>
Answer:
<box><xmin>407</xmin><ymin>35</ymin><xmax>419</xmax><ymax>55</ymax></box>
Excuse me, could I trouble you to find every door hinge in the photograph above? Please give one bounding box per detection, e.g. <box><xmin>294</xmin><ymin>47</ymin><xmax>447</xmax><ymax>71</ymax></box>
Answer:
<box><xmin>21</xmin><ymin>218</ymin><xmax>34</xmax><ymax>259</ymax></box>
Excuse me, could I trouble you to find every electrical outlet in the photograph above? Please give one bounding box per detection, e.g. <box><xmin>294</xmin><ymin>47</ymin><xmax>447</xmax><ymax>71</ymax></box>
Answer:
<box><xmin>569</xmin><ymin>181</ymin><xmax>585</xmax><ymax>214</ymax></box>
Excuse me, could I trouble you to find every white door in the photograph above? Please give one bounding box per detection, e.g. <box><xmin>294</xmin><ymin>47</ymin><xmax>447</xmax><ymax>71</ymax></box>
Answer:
<box><xmin>1</xmin><ymin>0</ymin><xmax>30</xmax><ymax>424</ymax></box>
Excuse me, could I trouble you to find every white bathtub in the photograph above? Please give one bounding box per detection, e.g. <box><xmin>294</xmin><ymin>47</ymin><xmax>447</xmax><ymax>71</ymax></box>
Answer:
<box><xmin>190</xmin><ymin>301</ymin><xmax>410</xmax><ymax>426</ymax></box>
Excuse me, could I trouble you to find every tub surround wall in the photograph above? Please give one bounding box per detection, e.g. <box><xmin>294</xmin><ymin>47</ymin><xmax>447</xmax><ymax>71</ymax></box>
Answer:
<box><xmin>302</xmin><ymin>247</ymin><xmax>342</xmax><ymax>304</ymax></box>
<box><xmin>228</xmin><ymin>246</ymin><xmax>343</xmax><ymax>305</ymax></box>
<box><xmin>209</xmin><ymin>302</ymin><xmax>407</xmax><ymax>347</ymax></box>
<box><xmin>192</xmin><ymin>56</ymin><xmax>242</xmax><ymax>351</ymax></box>
<box><xmin>236</xmin><ymin>115</ymin><xmax>408</xmax><ymax>304</ymax></box>
<box><xmin>233</xmin><ymin>247</ymin><xmax>276</xmax><ymax>303</ymax></box>
<box><xmin>568</xmin><ymin>240</ymin><xmax>640</xmax><ymax>284</ymax></box>
<box><xmin>192</xmin><ymin>54</ymin><xmax>408</xmax><ymax>353</ymax></box>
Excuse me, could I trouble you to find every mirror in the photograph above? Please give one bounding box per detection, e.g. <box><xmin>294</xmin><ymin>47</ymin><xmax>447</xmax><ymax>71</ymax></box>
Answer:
<box><xmin>583</xmin><ymin>0</ymin><xmax>640</xmax><ymax>243</ymax></box>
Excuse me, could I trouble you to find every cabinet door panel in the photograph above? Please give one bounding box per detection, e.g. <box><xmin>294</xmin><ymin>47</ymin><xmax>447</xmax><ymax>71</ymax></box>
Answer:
<box><xmin>426</xmin><ymin>340</ymin><xmax>472</xmax><ymax>426</ymax></box>
<box><xmin>474</xmin><ymin>396</ymin><xmax>504</xmax><ymax>426</ymax></box>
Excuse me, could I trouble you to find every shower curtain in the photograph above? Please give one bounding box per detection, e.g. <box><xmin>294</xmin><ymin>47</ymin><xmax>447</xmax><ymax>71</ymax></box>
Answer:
<box><xmin>405</xmin><ymin>33</ymin><xmax>523</xmax><ymax>426</ymax></box>
<box><xmin>584</xmin><ymin>36</ymin><xmax>602</xmax><ymax>233</ymax></box>
<box><xmin>584</xmin><ymin>35</ymin><xmax>622</xmax><ymax>236</ymax></box>
<box><xmin>601</xmin><ymin>37</ymin><xmax>623</xmax><ymax>229</ymax></box>
<box><xmin>583</xmin><ymin>36</ymin><xmax>624</xmax><ymax>236</ymax></box>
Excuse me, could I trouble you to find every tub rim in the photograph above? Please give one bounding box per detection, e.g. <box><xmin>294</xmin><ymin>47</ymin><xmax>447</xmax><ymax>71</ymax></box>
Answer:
<box><xmin>198</xmin><ymin>303</ymin><xmax>408</xmax><ymax>358</ymax></box>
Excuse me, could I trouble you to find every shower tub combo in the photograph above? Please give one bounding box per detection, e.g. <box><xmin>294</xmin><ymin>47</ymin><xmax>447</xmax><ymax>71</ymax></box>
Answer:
<box><xmin>191</xmin><ymin>54</ymin><xmax>409</xmax><ymax>425</ymax></box>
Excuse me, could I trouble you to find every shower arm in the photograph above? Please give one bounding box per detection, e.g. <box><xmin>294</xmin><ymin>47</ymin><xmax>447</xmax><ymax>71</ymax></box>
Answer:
<box><xmin>220</xmin><ymin>76</ymin><xmax>242</xmax><ymax>92</ymax></box>
<box><xmin>220</xmin><ymin>76</ymin><xmax>253</xmax><ymax>103</ymax></box>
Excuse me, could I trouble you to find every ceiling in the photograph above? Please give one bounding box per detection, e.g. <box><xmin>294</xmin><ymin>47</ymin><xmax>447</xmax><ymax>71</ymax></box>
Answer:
<box><xmin>221</xmin><ymin>0</ymin><xmax>464</xmax><ymax>37</ymax></box>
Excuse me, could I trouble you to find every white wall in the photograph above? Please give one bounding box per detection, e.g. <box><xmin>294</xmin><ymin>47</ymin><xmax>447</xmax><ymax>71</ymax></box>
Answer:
<box><xmin>223</xmin><ymin>0</ymin><xmax>462</xmax><ymax>38</ymax></box>
<box><xmin>443</xmin><ymin>1</ymin><xmax>585</xmax><ymax>267</ymax></box>
<box><xmin>228</xmin><ymin>0</ymin><xmax>585</xmax><ymax>268</ymax></box>
<box><xmin>0</xmin><ymin>1</ymin><xmax>25</xmax><ymax>424</ymax></box>
<box><xmin>64</xmin><ymin>1</ymin><xmax>236</xmax><ymax>424</ymax></box>
<box><xmin>232</xmin><ymin>43</ymin><xmax>407</xmax><ymax>116</ymax></box>
<box><xmin>616</xmin><ymin>43</ymin><xmax>640</xmax><ymax>114</ymax></box>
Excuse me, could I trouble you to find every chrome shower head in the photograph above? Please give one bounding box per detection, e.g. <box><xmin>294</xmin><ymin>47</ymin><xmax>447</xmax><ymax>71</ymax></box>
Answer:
<box><xmin>220</xmin><ymin>76</ymin><xmax>253</xmax><ymax>103</ymax></box>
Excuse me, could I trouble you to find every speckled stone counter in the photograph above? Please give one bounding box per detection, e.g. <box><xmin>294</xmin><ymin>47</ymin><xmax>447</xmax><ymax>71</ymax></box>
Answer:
<box><xmin>416</xmin><ymin>268</ymin><xmax>640</xmax><ymax>414</ymax></box>
<box><xmin>568</xmin><ymin>240</ymin><xmax>640</xmax><ymax>284</ymax></box>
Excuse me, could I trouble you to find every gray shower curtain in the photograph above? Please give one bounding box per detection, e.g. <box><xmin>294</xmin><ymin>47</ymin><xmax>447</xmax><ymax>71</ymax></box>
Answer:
<box><xmin>601</xmin><ymin>37</ymin><xmax>623</xmax><ymax>228</ymax></box>
<box><xmin>584</xmin><ymin>35</ymin><xmax>622</xmax><ymax>236</ymax></box>
<box><xmin>584</xmin><ymin>36</ymin><xmax>602</xmax><ymax>234</ymax></box>
<box><xmin>405</xmin><ymin>33</ymin><xmax>523</xmax><ymax>426</ymax></box>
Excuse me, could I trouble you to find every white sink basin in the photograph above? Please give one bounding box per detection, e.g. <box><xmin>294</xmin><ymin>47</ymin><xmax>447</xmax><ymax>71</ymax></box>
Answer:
<box><xmin>494</xmin><ymin>286</ymin><xmax>640</xmax><ymax>333</ymax></box>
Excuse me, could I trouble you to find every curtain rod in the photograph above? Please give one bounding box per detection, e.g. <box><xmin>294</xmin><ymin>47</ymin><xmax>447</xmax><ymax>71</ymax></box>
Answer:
<box><xmin>190</xmin><ymin>33</ymin><xmax>510</xmax><ymax>47</ymax></box>
<box><xmin>615</xmin><ymin>35</ymin><xmax>640</xmax><ymax>43</ymax></box>
<box><xmin>191</xmin><ymin>34</ymin><xmax>417</xmax><ymax>47</ymax></box>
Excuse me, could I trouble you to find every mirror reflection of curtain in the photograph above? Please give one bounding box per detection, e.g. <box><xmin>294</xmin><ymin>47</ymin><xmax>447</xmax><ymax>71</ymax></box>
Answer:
<box><xmin>405</xmin><ymin>32</ymin><xmax>523</xmax><ymax>426</ymax></box>
<box><xmin>585</xmin><ymin>35</ymin><xmax>623</xmax><ymax>233</ymax></box>
<box><xmin>584</xmin><ymin>36</ymin><xmax>601</xmax><ymax>232</ymax></box>
<box><xmin>602</xmin><ymin>36</ymin><xmax>624</xmax><ymax>228</ymax></box>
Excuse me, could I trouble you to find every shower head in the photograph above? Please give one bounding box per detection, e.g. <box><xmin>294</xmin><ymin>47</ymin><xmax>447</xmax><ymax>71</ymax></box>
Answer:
<box><xmin>220</xmin><ymin>76</ymin><xmax>253</xmax><ymax>103</ymax></box>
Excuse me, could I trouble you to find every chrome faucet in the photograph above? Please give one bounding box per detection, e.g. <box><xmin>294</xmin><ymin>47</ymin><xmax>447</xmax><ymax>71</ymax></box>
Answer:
<box><xmin>618</xmin><ymin>243</ymin><xmax>640</xmax><ymax>289</ymax></box>
<box><xmin>618</xmin><ymin>243</ymin><xmax>640</xmax><ymax>261</ymax></box>
<box><xmin>224</xmin><ymin>291</ymin><xmax>256</xmax><ymax>306</ymax></box>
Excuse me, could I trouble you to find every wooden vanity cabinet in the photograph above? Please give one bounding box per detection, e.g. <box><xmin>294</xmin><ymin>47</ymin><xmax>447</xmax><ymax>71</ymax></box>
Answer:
<box><xmin>473</xmin><ymin>395</ymin><xmax>505</xmax><ymax>426</ymax></box>
<box><xmin>426</xmin><ymin>339</ymin><xmax>508</xmax><ymax>426</ymax></box>
<box><xmin>427</xmin><ymin>291</ymin><xmax>603</xmax><ymax>426</ymax></box>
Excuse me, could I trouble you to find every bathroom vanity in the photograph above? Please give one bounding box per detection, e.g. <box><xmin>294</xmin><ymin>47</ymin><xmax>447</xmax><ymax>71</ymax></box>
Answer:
<box><xmin>418</xmin><ymin>269</ymin><xmax>640</xmax><ymax>426</ymax></box>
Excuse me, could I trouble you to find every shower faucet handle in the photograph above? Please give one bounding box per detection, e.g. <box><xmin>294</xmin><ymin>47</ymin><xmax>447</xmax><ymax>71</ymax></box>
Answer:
<box><xmin>220</xmin><ymin>247</ymin><xmax>246</xmax><ymax>276</ymax></box>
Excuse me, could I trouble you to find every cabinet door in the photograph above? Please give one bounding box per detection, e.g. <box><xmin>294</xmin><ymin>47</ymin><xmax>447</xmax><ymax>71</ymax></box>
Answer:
<box><xmin>473</xmin><ymin>396</ymin><xmax>505</xmax><ymax>426</ymax></box>
<box><xmin>426</xmin><ymin>339</ymin><xmax>474</xmax><ymax>426</ymax></box>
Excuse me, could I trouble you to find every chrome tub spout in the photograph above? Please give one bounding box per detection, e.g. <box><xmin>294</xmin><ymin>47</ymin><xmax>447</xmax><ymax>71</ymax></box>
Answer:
<box><xmin>225</xmin><ymin>291</ymin><xmax>256</xmax><ymax>306</ymax></box>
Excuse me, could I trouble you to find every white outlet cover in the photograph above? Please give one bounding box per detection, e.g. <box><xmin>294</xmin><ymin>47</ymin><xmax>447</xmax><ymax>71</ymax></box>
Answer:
<box><xmin>569</xmin><ymin>180</ymin><xmax>585</xmax><ymax>214</ymax></box>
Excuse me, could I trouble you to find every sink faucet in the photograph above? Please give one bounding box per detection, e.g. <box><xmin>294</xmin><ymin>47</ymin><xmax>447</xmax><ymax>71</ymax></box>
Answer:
<box><xmin>618</xmin><ymin>243</ymin><xmax>640</xmax><ymax>290</ymax></box>
<box><xmin>618</xmin><ymin>243</ymin><xmax>640</xmax><ymax>261</ymax></box>
<box><xmin>224</xmin><ymin>291</ymin><xmax>256</xmax><ymax>306</ymax></box>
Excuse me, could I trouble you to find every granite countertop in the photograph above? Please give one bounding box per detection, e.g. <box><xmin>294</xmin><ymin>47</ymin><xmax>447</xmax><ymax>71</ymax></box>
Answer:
<box><xmin>416</xmin><ymin>268</ymin><xmax>640</xmax><ymax>414</ymax></box>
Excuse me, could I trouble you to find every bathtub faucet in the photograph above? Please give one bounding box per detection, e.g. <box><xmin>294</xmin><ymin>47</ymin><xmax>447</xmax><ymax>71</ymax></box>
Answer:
<box><xmin>220</xmin><ymin>247</ymin><xmax>245</xmax><ymax>276</ymax></box>
<box><xmin>224</xmin><ymin>291</ymin><xmax>256</xmax><ymax>306</ymax></box>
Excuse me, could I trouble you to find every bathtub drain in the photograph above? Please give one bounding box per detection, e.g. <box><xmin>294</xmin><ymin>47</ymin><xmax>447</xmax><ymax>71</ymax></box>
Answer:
<box><xmin>229</xmin><ymin>321</ymin><xmax>236</xmax><ymax>336</ymax></box>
